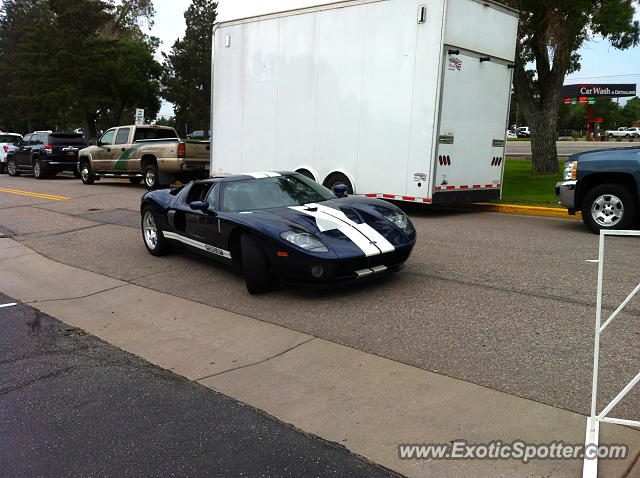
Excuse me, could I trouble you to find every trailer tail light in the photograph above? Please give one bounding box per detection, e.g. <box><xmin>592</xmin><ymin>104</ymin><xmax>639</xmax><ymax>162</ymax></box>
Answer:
<box><xmin>439</xmin><ymin>155</ymin><xmax>451</xmax><ymax>166</ymax></box>
<box><xmin>177</xmin><ymin>142</ymin><xmax>186</xmax><ymax>159</ymax></box>
<box><xmin>2</xmin><ymin>145</ymin><xmax>8</xmax><ymax>153</ymax></box>
<box><xmin>44</xmin><ymin>145</ymin><xmax>53</xmax><ymax>154</ymax></box>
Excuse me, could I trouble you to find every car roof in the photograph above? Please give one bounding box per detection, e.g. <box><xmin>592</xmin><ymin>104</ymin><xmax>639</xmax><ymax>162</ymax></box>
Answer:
<box><xmin>201</xmin><ymin>171</ymin><xmax>296</xmax><ymax>183</ymax></box>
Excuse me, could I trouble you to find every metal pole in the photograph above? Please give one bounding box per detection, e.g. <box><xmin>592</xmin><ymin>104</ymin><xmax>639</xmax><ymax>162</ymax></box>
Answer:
<box><xmin>590</xmin><ymin>231</ymin><xmax>606</xmax><ymax>421</ymax></box>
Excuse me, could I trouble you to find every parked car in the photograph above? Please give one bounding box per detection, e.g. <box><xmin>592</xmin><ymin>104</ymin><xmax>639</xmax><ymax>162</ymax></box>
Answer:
<box><xmin>506</xmin><ymin>130</ymin><xmax>518</xmax><ymax>139</ymax></box>
<box><xmin>516</xmin><ymin>126</ymin><xmax>530</xmax><ymax>138</ymax></box>
<box><xmin>0</xmin><ymin>132</ymin><xmax>23</xmax><ymax>174</ymax></box>
<box><xmin>556</xmin><ymin>146</ymin><xmax>640</xmax><ymax>232</ymax></box>
<box><xmin>186</xmin><ymin>130</ymin><xmax>209</xmax><ymax>140</ymax></box>
<box><xmin>78</xmin><ymin>125</ymin><xmax>210</xmax><ymax>189</ymax></box>
<box><xmin>140</xmin><ymin>172</ymin><xmax>416</xmax><ymax>293</ymax></box>
<box><xmin>6</xmin><ymin>131</ymin><xmax>86</xmax><ymax>179</ymax></box>
<box><xmin>606</xmin><ymin>127</ymin><xmax>638</xmax><ymax>138</ymax></box>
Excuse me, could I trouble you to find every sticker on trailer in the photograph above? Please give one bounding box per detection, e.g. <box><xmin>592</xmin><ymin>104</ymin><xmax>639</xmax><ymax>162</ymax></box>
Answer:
<box><xmin>448</xmin><ymin>57</ymin><xmax>462</xmax><ymax>71</ymax></box>
<box><xmin>413</xmin><ymin>173</ymin><xmax>428</xmax><ymax>182</ymax></box>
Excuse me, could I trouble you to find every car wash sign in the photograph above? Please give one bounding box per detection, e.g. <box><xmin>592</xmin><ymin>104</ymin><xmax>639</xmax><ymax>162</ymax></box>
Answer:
<box><xmin>561</xmin><ymin>84</ymin><xmax>636</xmax><ymax>99</ymax></box>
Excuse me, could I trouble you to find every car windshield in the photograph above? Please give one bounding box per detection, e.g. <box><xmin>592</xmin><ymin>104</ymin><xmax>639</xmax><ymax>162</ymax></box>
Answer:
<box><xmin>0</xmin><ymin>134</ymin><xmax>21</xmax><ymax>145</ymax></box>
<box><xmin>221</xmin><ymin>175</ymin><xmax>335</xmax><ymax>212</ymax></box>
<box><xmin>50</xmin><ymin>134</ymin><xmax>86</xmax><ymax>145</ymax></box>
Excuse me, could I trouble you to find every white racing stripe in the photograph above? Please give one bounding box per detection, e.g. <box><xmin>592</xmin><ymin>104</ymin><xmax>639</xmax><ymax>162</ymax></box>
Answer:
<box><xmin>289</xmin><ymin>204</ymin><xmax>395</xmax><ymax>257</ymax></box>
<box><xmin>163</xmin><ymin>231</ymin><xmax>232</xmax><ymax>259</ymax></box>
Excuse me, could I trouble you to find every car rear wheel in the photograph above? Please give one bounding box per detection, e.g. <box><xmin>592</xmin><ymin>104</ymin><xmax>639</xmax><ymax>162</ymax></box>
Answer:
<box><xmin>144</xmin><ymin>164</ymin><xmax>160</xmax><ymax>189</ymax></box>
<box><xmin>324</xmin><ymin>172</ymin><xmax>353</xmax><ymax>195</ymax></box>
<box><xmin>33</xmin><ymin>159</ymin><xmax>46</xmax><ymax>179</ymax></box>
<box><xmin>141</xmin><ymin>208</ymin><xmax>169</xmax><ymax>256</ymax></box>
<box><xmin>241</xmin><ymin>233</ymin><xmax>274</xmax><ymax>294</ymax></box>
<box><xmin>582</xmin><ymin>183</ymin><xmax>638</xmax><ymax>233</ymax></box>
<box><xmin>7</xmin><ymin>158</ymin><xmax>19</xmax><ymax>176</ymax></box>
<box><xmin>80</xmin><ymin>161</ymin><xmax>94</xmax><ymax>185</ymax></box>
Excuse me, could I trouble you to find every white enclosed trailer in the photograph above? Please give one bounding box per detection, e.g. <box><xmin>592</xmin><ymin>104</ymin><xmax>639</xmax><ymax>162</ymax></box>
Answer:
<box><xmin>211</xmin><ymin>0</ymin><xmax>518</xmax><ymax>204</ymax></box>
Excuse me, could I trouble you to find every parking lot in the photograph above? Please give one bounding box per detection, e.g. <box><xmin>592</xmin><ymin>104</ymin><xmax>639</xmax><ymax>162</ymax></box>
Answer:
<box><xmin>1</xmin><ymin>172</ymin><xmax>639</xmax><ymax>425</ymax></box>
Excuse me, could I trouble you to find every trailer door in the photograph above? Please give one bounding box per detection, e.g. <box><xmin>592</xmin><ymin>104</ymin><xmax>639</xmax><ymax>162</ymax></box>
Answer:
<box><xmin>434</xmin><ymin>48</ymin><xmax>512</xmax><ymax>198</ymax></box>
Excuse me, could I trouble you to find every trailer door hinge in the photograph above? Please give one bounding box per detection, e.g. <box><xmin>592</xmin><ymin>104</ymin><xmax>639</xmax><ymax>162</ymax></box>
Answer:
<box><xmin>417</xmin><ymin>5</ymin><xmax>427</xmax><ymax>24</ymax></box>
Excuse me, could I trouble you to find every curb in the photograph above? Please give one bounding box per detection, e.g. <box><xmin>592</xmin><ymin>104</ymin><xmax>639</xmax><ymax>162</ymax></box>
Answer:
<box><xmin>468</xmin><ymin>203</ymin><xmax>582</xmax><ymax>218</ymax></box>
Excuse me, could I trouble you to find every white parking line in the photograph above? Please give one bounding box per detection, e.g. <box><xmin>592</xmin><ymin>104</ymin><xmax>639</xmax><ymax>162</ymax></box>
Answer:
<box><xmin>0</xmin><ymin>303</ymin><xmax>17</xmax><ymax>308</ymax></box>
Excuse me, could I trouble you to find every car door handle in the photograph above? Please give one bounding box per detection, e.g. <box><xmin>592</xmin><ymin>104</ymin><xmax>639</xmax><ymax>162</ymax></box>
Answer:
<box><xmin>105</xmin><ymin>148</ymin><xmax>110</xmax><ymax>152</ymax></box>
<box><xmin>121</xmin><ymin>148</ymin><xmax>126</xmax><ymax>152</ymax></box>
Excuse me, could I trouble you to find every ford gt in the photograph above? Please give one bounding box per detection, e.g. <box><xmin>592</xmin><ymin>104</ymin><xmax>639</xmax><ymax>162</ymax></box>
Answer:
<box><xmin>140</xmin><ymin>172</ymin><xmax>416</xmax><ymax>293</ymax></box>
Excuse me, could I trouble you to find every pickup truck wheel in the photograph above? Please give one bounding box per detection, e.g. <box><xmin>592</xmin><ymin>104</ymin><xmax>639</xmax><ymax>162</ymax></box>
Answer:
<box><xmin>144</xmin><ymin>164</ymin><xmax>160</xmax><ymax>189</ymax></box>
<box><xmin>129</xmin><ymin>177</ymin><xmax>142</xmax><ymax>185</ymax></box>
<box><xmin>141</xmin><ymin>208</ymin><xmax>169</xmax><ymax>256</ymax></box>
<box><xmin>7</xmin><ymin>158</ymin><xmax>20</xmax><ymax>176</ymax></box>
<box><xmin>241</xmin><ymin>233</ymin><xmax>275</xmax><ymax>294</ymax></box>
<box><xmin>582</xmin><ymin>183</ymin><xmax>638</xmax><ymax>233</ymax></box>
<box><xmin>80</xmin><ymin>161</ymin><xmax>94</xmax><ymax>185</ymax></box>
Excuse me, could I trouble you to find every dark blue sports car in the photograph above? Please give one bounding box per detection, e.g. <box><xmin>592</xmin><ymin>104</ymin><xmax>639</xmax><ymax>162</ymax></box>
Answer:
<box><xmin>140</xmin><ymin>172</ymin><xmax>416</xmax><ymax>293</ymax></box>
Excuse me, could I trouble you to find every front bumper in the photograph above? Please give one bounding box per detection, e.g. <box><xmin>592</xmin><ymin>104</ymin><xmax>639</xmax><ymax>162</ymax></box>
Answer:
<box><xmin>274</xmin><ymin>244</ymin><xmax>414</xmax><ymax>286</ymax></box>
<box><xmin>555</xmin><ymin>180</ymin><xmax>577</xmax><ymax>214</ymax></box>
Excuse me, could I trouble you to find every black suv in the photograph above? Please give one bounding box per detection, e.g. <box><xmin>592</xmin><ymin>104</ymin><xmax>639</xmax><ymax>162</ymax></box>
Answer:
<box><xmin>7</xmin><ymin>131</ymin><xmax>87</xmax><ymax>179</ymax></box>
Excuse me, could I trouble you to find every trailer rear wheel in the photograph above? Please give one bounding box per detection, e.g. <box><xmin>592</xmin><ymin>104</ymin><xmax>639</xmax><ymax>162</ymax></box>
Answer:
<box><xmin>324</xmin><ymin>173</ymin><xmax>353</xmax><ymax>195</ymax></box>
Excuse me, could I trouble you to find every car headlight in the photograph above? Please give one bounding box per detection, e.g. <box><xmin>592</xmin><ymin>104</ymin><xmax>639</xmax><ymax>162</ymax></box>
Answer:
<box><xmin>280</xmin><ymin>230</ymin><xmax>329</xmax><ymax>253</ymax></box>
<box><xmin>382</xmin><ymin>210</ymin><xmax>415</xmax><ymax>236</ymax></box>
<box><xmin>564</xmin><ymin>161</ymin><xmax>578</xmax><ymax>180</ymax></box>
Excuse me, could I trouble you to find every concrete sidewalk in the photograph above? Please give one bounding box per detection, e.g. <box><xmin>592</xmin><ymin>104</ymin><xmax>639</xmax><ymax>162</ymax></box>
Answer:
<box><xmin>1</xmin><ymin>237</ymin><xmax>639</xmax><ymax>477</ymax></box>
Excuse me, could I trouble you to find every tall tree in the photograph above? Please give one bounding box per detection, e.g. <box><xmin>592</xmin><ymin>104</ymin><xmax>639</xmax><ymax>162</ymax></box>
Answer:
<box><xmin>0</xmin><ymin>0</ymin><xmax>161</xmax><ymax>137</ymax></box>
<box><xmin>162</xmin><ymin>0</ymin><xmax>218</xmax><ymax>136</ymax></box>
<box><xmin>505</xmin><ymin>0</ymin><xmax>639</xmax><ymax>174</ymax></box>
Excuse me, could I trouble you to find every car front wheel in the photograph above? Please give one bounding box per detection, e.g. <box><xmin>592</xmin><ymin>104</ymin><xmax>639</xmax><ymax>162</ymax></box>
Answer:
<box><xmin>80</xmin><ymin>161</ymin><xmax>95</xmax><ymax>185</ymax></box>
<box><xmin>241</xmin><ymin>233</ymin><xmax>275</xmax><ymax>294</ymax></box>
<box><xmin>582</xmin><ymin>183</ymin><xmax>638</xmax><ymax>233</ymax></box>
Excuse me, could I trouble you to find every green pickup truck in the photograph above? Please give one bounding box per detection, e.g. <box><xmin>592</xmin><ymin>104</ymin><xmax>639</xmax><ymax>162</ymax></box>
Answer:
<box><xmin>77</xmin><ymin>125</ymin><xmax>210</xmax><ymax>189</ymax></box>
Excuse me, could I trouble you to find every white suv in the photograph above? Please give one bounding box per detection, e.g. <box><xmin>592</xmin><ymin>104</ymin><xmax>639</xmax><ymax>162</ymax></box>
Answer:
<box><xmin>0</xmin><ymin>132</ymin><xmax>22</xmax><ymax>173</ymax></box>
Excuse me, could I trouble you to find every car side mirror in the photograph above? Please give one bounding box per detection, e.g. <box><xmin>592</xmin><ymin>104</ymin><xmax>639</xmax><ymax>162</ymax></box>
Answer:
<box><xmin>189</xmin><ymin>200</ymin><xmax>209</xmax><ymax>211</ymax></box>
<box><xmin>332</xmin><ymin>184</ymin><xmax>348</xmax><ymax>198</ymax></box>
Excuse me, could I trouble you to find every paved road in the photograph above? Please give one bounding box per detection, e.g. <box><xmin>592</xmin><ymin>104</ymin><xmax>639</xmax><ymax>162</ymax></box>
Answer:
<box><xmin>0</xmin><ymin>296</ymin><xmax>400</xmax><ymax>478</ymax></box>
<box><xmin>0</xmin><ymin>174</ymin><xmax>639</xmax><ymax>420</ymax></box>
<box><xmin>506</xmin><ymin>140</ymin><xmax>640</xmax><ymax>156</ymax></box>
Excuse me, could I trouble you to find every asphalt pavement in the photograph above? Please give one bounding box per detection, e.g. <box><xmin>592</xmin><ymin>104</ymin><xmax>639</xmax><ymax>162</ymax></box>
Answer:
<box><xmin>0</xmin><ymin>296</ymin><xmax>400</xmax><ymax>478</ymax></box>
<box><xmin>0</xmin><ymin>174</ymin><xmax>639</xmax><ymax>421</ymax></box>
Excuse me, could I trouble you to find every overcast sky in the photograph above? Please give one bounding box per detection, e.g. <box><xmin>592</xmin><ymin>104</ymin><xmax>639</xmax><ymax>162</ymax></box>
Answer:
<box><xmin>152</xmin><ymin>0</ymin><xmax>640</xmax><ymax>117</ymax></box>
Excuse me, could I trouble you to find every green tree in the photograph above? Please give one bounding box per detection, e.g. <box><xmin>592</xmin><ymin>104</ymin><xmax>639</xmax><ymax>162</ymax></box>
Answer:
<box><xmin>0</xmin><ymin>0</ymin><xmax>161</xmax><ymax>136</ymax></box>
<box><xmin>162</xmin><ymin>0</ymin><xmax>218</xmax><ymax>136</ymax></box>
<box><xmin>620</xmin><ymin>96</ymin><xmax>640</xmax><ymax>126</ymax></box>
<box><xmin>505</xmin><ymin>0</ymin><xmax>639</xmax><ymax>174</ymax></box>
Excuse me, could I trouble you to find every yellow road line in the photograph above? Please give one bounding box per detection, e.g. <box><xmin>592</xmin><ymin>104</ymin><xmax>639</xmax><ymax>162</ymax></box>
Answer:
<box><xmin>0</xmin><ymin>188</ymin><xmax>71</xmax><ymax>201</ymax></box>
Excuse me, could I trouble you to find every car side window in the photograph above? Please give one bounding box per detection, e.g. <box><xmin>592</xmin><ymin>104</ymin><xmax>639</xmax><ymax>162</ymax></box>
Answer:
<box><xmin>100</xmin><ymin>130</ymin><xmax>116</xmax><ymax>146</ymax></box>
<box><xmin>114</xmin><ymin>128</ymin><xmax>130</xmax><ymax>145</ymax></box>
<box><xmin>205</xmin><ymin>183</ymin><xmax>218</xmax><ymax>211</ymax></box>
<box><xmin>36</xmin><ymin>134</ymin><xmax>47</xmax><ymax>145</ymax></box>
<box><xmin>186</xmin><ymin>182</ymin><xmax>214</xmax><ymax>204</ymax></box>
<box><xmin>21</xmin><ymin>134</ymin><xmax>32</xmax><ymax>146</ymax></box>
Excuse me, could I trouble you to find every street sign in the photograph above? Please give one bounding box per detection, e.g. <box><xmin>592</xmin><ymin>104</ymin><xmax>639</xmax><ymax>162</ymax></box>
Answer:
<box><xmin>135</xmin><ymin>108</ymin><xmax>144</xmax><ymax>125</ymax></box>
<box><xmin>561</xmin><ymin>83</ymin><xmax>636</xmax><ymax>99</ymax></box>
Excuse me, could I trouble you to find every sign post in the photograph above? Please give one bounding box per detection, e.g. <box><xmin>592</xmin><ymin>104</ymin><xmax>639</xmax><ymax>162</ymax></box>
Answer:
<box><xmin>135</xmin><ymin>108</ymin><xmax>145</xmax><ymax>126</ymax></box>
